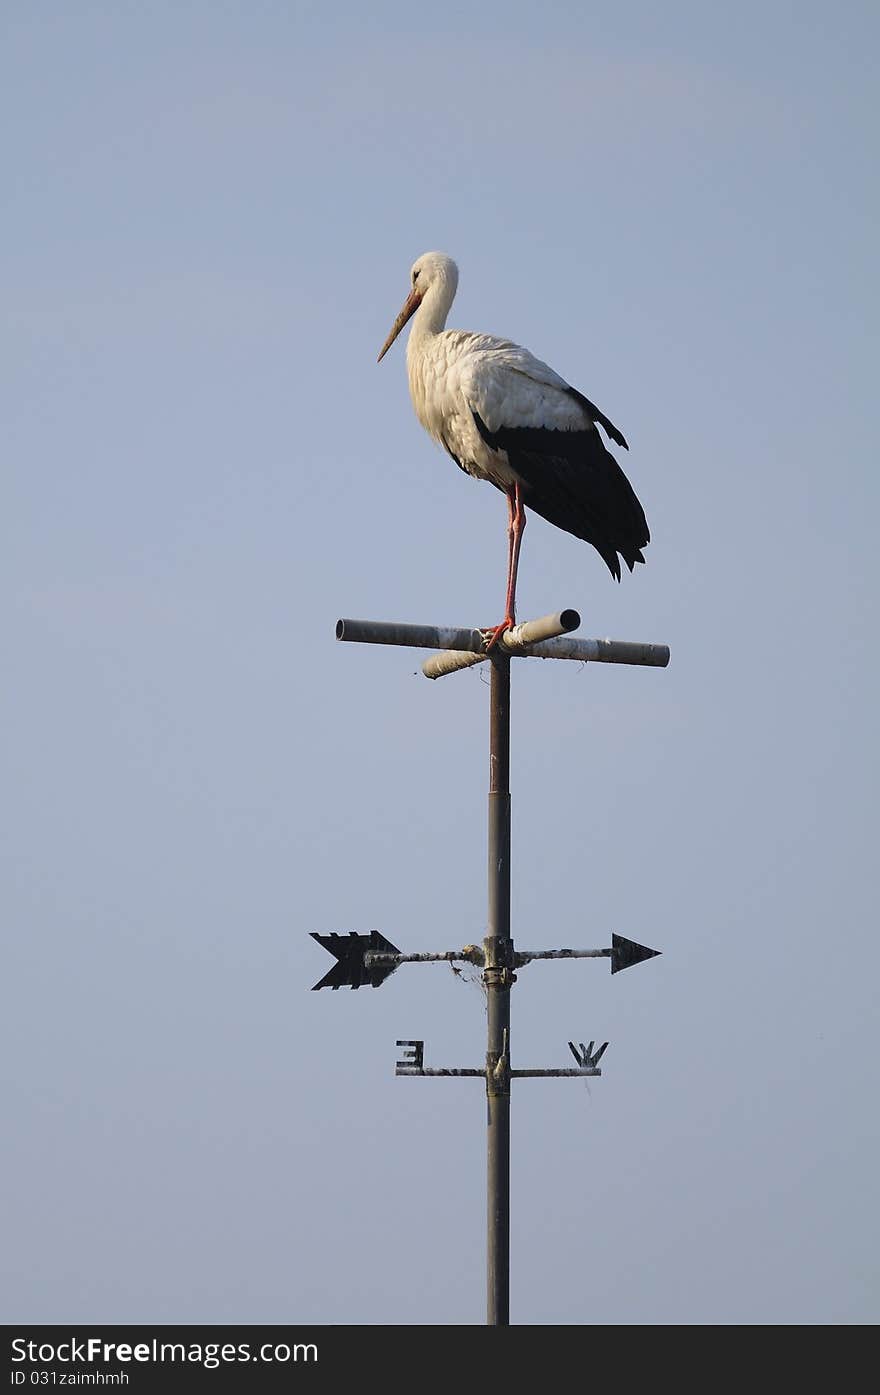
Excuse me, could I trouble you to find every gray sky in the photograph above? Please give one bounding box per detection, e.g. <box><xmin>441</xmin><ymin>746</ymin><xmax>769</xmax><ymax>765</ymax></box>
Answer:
<box><xmin>3</xmin><ymin>0</ymin><xmax>877</xmax><ymax>1324</ymax></box>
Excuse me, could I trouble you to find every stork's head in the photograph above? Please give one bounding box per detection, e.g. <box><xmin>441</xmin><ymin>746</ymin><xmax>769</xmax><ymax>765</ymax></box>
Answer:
<box><xmin>377</xmin><ymin>252</ymin><xmax>459</xmax><ymax>362</ymax></box>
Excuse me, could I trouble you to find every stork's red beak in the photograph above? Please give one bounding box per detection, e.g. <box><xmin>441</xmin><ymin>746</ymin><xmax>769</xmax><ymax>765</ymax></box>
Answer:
<box><xmin>377</xmin><ymin>287</ymin><xmax>422</xmax><ymax>362</ymax></box>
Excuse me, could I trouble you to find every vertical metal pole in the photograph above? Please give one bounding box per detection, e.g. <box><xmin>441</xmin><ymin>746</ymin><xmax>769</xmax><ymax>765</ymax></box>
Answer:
<box><xmin>485</xmin><ymin>655</ymin><xmax>512</xmax><ymax>1326</ymax></box>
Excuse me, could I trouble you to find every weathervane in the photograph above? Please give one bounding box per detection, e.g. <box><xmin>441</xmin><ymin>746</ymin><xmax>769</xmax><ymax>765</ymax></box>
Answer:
<box><xmin>312</xmin><ymin>606</ymin><xmax>667</xmax><ymax>1326</ymax></box>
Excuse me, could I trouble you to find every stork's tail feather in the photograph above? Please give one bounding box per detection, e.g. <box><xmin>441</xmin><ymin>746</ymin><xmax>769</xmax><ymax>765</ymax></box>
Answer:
<box><xmin>599</xmin><ymin>544</ymin><xmax>646</xmax><ymax>582</ymax></box>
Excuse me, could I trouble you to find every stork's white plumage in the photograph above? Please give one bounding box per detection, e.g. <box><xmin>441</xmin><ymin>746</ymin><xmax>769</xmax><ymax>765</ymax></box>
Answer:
<box><xmin>378</xmin><ymin>252</ymin><xmax>649</xmax><ymax>643</ymax></box>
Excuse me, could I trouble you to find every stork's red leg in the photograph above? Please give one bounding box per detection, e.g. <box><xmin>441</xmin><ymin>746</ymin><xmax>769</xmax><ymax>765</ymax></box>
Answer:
<box><xmin>504</xmin><ymin>486</ymin><xmax>516</xmax><ymax>591</ymax></box>
<box><xmin>483</xmin><ymin>483</ymin><xmax>526</xmax><ymax>651</ymax></box>
<box><xmin>506</xmin><ymin>481</ymin><xmax>526</xmax><ymax>623</ymax></box>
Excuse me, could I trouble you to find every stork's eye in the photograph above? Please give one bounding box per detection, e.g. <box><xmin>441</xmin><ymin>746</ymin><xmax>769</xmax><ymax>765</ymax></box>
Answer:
<box><xmin>413</xmin><ymin>269</ymin><xmax>421</xmax><ymax>284</ymax></box>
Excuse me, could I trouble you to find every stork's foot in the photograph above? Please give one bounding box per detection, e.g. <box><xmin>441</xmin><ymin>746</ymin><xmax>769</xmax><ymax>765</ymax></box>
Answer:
<box><xmin>480</xmin><ymin>618</ymin><xmax>515</xmax><ymax>652</ymax></box>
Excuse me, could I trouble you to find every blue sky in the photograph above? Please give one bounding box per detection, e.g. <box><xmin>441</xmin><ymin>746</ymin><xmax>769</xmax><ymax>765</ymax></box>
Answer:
<box><xmin>3</xmin><ymin>0</ymin><xmax>877</xmax><ymax>1323</ymax></box>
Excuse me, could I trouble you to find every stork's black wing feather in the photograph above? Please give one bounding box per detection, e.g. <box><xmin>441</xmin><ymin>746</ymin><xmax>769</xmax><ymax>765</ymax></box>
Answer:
<box><xmin>472</xmin><ymin>411</ymin><xmax>649</xmax><ymax>581</ymax></box>
<box><xmin>565</xmin><ymin>386</ymin><xmax>629</xmax><ymax>450</ymax></box>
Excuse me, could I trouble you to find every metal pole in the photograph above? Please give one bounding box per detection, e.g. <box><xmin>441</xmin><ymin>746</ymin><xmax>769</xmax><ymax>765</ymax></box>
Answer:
<box><xmin>486</xmin><ymin>654</ymin><xmax>512</xmax><ymax>1326</ymax></box>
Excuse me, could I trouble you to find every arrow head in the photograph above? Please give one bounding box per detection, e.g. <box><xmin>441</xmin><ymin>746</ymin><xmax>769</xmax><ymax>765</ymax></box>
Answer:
<box><xmin>310</xmin><ymin>931</ymin><xmax>401</xmax><ymax>990</ymax></box>
<box><xmin>611</xmin><ymin>933</ymin><xmax>662</xmax><ymax>975</ymax></box>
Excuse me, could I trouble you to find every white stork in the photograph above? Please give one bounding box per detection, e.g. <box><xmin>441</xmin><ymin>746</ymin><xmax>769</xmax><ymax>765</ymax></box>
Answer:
<box><xmin>378</xmin><ymin>252</ymin><xmax>650</xmax><ymax>645</ymax></box>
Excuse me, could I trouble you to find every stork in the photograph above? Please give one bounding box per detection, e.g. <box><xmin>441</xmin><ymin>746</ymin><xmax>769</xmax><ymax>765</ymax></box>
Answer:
<box><xmin>378</xmin><ymin>252</ymin><xmax>650</xmax><ymax>646</ymax></box>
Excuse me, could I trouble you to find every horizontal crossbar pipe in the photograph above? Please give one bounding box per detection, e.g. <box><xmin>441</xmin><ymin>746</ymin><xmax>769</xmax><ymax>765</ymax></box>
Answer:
<box><xmin>396</xmin><ymin>1068</ymin><xmax>486</xmax><ymax>1077</ymax></box>
<box><xmin>337</xmin><ymin>613</ymin><xmax>668</xmax><ymax>674</ymax></box>
<box><xmin>395</xmin><ymin>1068</ymin><xmax>602</xmax><ymax>1078</ymax></box>
<box><xmin>423</xmin><ymin>634</ymin><xmax>670</xmax><ymax>679</ymax></box>
<box><xmin>515</xmin><ymin>948</ymin><xmax>611</xmax><ymax>964</ymax></box>
<box><xmin>420</xmin><ymin>649</ymin><xmax>486</xmax><ymax>678</ymax></box>
<box><xmin>336</xmin><ymin>609</ymin><xmax>579</xmax><ymax>656</ymax></box>
<box><xmin>370</xmin><ymin>947</ymin><xmax>622</xmax><ymax>968</ymax></box>
<box><xmin>338</xmin><ymin>618</ymin><xmax>493</xmax><ymax>651</ymax></box>
<box><xmin>505</xmin><ymin>609</ymin><xmax>581</xmax><ymax>646</ymax></box>
<box><xmin>421</xmin><ymin>610</ymin><xmax>581</xmax><ymax>678</ymax></box>
<box><xmin>365</xmin><ymin>948</ymin><xmax>484</xmax><ymax>968</ymax></box>
<box><xmin>510</xmin><ymin>1069</ymin><xmax>602</xmax><ymax>1078</ymax></box>
<box><xmin>520</xmin><ymin>636</ymin><xmax>670</xmax><ymax>667</ymax></box>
